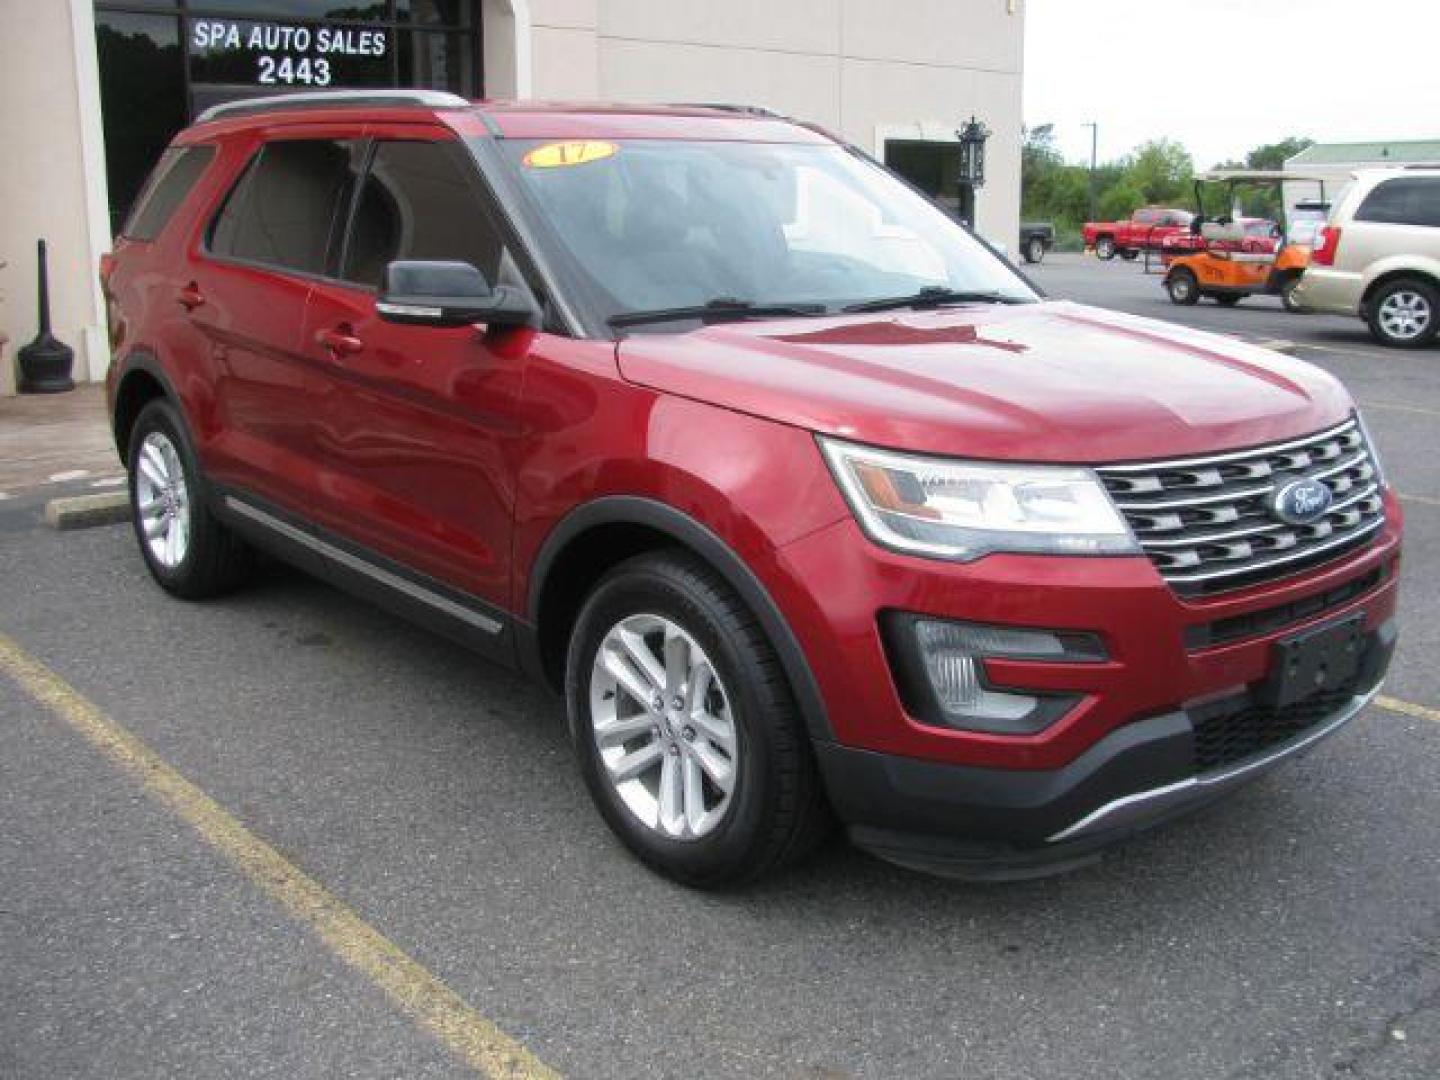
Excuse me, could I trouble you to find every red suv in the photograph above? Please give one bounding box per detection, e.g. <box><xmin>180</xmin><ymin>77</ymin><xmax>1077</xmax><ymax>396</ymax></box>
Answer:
<box><xmin>104</xmin><ymin>91</ymin><xmax>1401</xmax><ymax>885</ymax></box>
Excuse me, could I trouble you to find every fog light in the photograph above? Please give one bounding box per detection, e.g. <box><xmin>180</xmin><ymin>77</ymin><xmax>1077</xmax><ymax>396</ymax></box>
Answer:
<box><xmin>885</xmin><ymin>616</ymin><xmax>1103</xmax><ymax>735</ymax></box>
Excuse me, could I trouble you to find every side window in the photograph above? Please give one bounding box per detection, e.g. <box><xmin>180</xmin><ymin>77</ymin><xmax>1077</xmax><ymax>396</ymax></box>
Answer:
<box><xmin>1134</xmin><ymin>208</ymin><xmax>1158</xmax><ymax>225</ymax></box>
<box><xmin>342</xmin><ymin>139</ymin><xmax>505</xmax><ymax>289</ymax></box>
<box><xmin>1355</xmin><ymin>178</ymin><xmax>1440</xmax><ymax>227</ymax></box>
<box><xmin>209</xmin><ymin>139</ymin><xmax>363</xmax><ymax>275</ymax></box>
<box><xmin>123</xmin><ymin>145</ymin><xmax>216</xmax><ymax>241</ymax></box>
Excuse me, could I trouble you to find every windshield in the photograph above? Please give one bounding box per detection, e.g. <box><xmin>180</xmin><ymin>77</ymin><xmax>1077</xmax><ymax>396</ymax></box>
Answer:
<box><xmin>489</xmin><ymin>138</ymin><xmax>1037</xmax><ymax>331</ymax></box>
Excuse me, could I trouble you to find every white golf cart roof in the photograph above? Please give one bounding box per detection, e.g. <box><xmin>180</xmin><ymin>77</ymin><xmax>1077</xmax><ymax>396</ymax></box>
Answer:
<box><xmin>1198</xmin><ymin>170</ymin><xmax>1331</xmax><ymax>183</ymax></box>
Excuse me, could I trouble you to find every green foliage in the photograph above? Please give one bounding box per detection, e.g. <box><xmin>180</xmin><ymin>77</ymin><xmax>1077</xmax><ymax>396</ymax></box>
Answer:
<box><xmin>1021</xmin><ymin>129</ymin><xmax>1312</xmax><ymax>232</ymax></box>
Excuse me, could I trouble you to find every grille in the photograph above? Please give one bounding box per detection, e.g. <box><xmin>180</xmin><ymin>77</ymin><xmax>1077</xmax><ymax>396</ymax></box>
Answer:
<box><xmin>1098</xmin><ymin>418</ymin><xmax>1384</xmax><ymax>594</ymax></box>
<box><xmin>1191</xmin><ymin>680</ymin><xmax>1360</xmax><ymax>773</ymax></box>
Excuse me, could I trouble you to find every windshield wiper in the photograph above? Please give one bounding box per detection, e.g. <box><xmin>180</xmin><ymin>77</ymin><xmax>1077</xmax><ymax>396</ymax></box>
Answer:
<box><xmin>842</xmin><ymin>286</ymin><xmax>1028</xmax><ymax>313</ymax></box>
<box><xmin>608</xmin><ymin>298</ymin><xmax>828</xmax><ymax>329</ymax></box>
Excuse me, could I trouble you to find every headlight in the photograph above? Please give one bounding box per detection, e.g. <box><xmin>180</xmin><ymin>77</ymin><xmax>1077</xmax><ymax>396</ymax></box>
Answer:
<box><xmin>819</xmin><ymin>437</ymin><xmax>1138</xmax><ymax>560</ymax></box>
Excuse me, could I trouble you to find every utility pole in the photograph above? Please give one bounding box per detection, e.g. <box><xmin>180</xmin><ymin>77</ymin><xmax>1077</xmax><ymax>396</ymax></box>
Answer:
<box><xmin>1082</xmin><ymin>122</ymin><xmax>1099</xmax><ymax>221</ymax></box>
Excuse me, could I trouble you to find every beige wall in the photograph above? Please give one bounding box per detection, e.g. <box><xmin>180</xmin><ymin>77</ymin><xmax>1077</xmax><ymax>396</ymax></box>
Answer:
<box><xmin>0</xmin><ymin>0</ymin><xmax>110</xmax><ymax>394</ymax></box>
<box><xmin>529</xmin><ymin>0</ymin><xmax>1025</xmax><ymax>245</ymax></box>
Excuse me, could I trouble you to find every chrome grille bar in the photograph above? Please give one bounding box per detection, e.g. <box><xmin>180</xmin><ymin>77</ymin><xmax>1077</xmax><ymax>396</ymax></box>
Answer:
<box><xmin>1097</xmin><ymin>418</ymin><xmax>1385</xmax><ymax>593</ymax></box>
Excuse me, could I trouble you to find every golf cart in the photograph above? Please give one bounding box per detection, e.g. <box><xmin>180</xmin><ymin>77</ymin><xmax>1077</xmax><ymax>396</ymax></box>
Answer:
<box><xmin>1163</xmin><ymin>170</ymin><xmax>1329</xmax><ymax>312</ymax></box>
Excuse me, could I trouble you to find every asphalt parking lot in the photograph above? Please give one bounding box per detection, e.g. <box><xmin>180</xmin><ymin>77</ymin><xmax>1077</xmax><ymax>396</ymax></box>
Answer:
<box><xmin>3</xmin><ymin>260</ymin><xmax>1439</xmax><ymax>1078</ymax></box>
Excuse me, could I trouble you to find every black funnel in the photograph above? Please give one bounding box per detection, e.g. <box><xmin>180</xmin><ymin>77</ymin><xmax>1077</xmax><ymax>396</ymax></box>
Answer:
<box><xmin>17</xmin><ymin>239</ymin><xmax>76</xmax><ymax>393</ymax></box>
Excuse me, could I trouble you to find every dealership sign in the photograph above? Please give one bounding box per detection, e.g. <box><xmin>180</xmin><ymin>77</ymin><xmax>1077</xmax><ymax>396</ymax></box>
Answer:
<box><xmin>191</xmin><ymin>20</ymin><xmax>389</xmax><ymax>87</ymax></box>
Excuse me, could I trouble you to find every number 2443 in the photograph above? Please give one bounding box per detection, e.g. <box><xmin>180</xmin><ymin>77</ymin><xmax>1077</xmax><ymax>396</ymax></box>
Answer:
<box><xmin>257</xmin><ymin>56</ymin><xmax>332</xmax><ymax>86</ymax></box>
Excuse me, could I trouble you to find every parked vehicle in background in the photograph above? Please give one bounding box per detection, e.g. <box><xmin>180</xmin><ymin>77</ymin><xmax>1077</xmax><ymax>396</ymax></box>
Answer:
<box><xmin>1288</xmin><ymin>199</ymin><xmax>1332</xmax><ymax>248</ymax></box>
<box><xmin>1161</xmin><ymin>217</ymin><xmax>1280</xmax><ymax>260</ymax></box>
<box><xmin>104</xmin><ymin>92</ymin><xmax>1400</xmax><ymax>887</ymax></box>
<box><xmin>1163</xmin><ymin>171</ymin><xmax>1329</xmax><ymax>312</ymax></box>
<box><xmin>1295</xmin><ymin>167</ymin><xmax>1440</xmax><ymax>347</ymax></box>
<box><xmin>1083</xmin><ymin>206</ymin><xmax>1193</xmax><ymax>260</ymax></box>
<box><xmin>1019</xmin><ymin>222</ymin><xmax>1054</xmax><ymax>263</ymax></box>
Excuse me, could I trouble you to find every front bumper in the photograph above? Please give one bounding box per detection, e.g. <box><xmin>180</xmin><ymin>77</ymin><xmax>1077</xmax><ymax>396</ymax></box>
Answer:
<box><xmin>815</xmin><ymin>620</ymin><xmax>1394</xmax><ymax>879</ymax></box>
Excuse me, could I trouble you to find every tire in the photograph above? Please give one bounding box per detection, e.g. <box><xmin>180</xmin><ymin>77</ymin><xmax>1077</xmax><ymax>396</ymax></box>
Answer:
<box><xmin>1213</xmin><ymin>293</ymin><xmax>1243</xmax><ymax>307</ymax></box>
<box><xmin>1280</xmin><ymin>275</ymin><xmax>1305</xmax><ymax>313</ymax></box>
<box><xmin>565</xmin><ymin>551</ymin><xmax>830</xmax><ymax>887</ymax></box>
<box><xmin>127</xmin><ymin>399</ymin><xmax>254</xmax><ymax>598</ymax></box>
<box><xmin>1119</xmin><ymin>249</ymin><xmax>1139</xmax><ymax>261</ymax></box>
<box><xmin>1094</xmin><ymin>236</ymin><xmax>1116</xmax><ymax>260</ymax></box>
<box><xmin>1024</xmin><ymin>237</ymin><xmax>1045</xmax><ymax>264</ymax></box>
<box><xmin>1366</xmin><ymin>277</ymin><xmax>1439</xmax><ymax>348</ymax></box>
<box><xmin>1166</xmin><ymin>268</ymin><xmax>1200</xmax><ymax>305</ymax></box>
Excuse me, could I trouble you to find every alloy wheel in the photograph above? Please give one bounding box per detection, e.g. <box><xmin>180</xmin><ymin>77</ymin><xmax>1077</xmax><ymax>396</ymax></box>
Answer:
<box><xmin>134</xmin><ymin>431</ymin><xmax>191</xmax><ymax>568</ymax></box>
<box><xmin>1377</xmin><ymin>289</ymin><xmax>1432</xmax><ymax>341</ymax></box>
<box><xmin>589</xmin><ymin>613</ymin><xmax>739</xmax><ymax>840</ymax></box>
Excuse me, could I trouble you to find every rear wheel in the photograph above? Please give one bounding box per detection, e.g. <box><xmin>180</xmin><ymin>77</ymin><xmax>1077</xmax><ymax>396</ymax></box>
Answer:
<box><xmin>127</xmin><ymin>399</ymin><xmax>254</xmax><ymax>598</ymax></box>
<box><xmin>1024</xmin><ymin>237</ymin><xmax>1046</xmax><ymax>264</ymax></box>
<box><xmin>565</xmin><ymin>551</ymin><xmax>829</xmax><ymax>887</ymax></box>
<box><xmin>1094</xmin><ymin>236</ymin><xmax>1116</xmax><ymax>260</ymax></box>
<box><xmin>1280</xmin><ymin>274</ymin><xmax>1305</xmax><ymax>313</ymax></box>
<box><xmin>1367</xmin><ymin>277</ymin><xmax>1438</xmax><ymax>348</ymax></box>
<box><xmin>1166</xmin><ymin>268</ymin><xmax>1200</xmax><ymax>305</ymax></box>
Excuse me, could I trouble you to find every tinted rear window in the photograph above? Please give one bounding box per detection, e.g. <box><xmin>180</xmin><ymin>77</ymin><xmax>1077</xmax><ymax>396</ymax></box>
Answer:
<box><xmin>1354</xmin><ymin>177</ymin><xmax>1440</xmax><ymax>227</ymax></box>
<box><xmin>209</xmin><ymin>139</ymin><xmax>362</xmax><ymax>275</ymax></box>
<box><xmin>122</xmin><ymin>145</ymin><xmax>215</xmax><ymax>241</ymax></box>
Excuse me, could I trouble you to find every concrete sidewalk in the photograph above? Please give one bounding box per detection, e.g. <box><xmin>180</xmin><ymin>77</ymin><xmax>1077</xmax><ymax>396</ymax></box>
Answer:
<box><xmin>0</xmin><ymin>384</ymin><xmax>120</xmax><ymax>498</ymax></box>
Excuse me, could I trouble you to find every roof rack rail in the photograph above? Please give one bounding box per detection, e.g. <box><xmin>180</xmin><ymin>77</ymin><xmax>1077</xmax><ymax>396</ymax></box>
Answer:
<box><xmin>670</xmin><ymin>103</ymin><xmax>781</xmax><ymax>118</ymax></box>
<box><xmin>195</xmin><ymin>89</ymin><xmax>469</xmax><ymax>124</ymax></box>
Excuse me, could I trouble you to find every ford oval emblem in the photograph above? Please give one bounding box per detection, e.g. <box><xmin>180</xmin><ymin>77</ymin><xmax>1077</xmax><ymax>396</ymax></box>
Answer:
<box><xmin>1272</xmin><ymin>478</ymin><xmax>1333</xmax><ymax>525</ymax></box>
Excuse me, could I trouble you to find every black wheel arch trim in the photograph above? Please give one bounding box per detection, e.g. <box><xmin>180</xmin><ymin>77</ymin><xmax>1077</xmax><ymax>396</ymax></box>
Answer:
<box><xmin>525</xmin><ymin>496</ymin><xmax>836</xmax><ymax>743</ymax></box>
<box><xmin>111</xmin><ymin>349</ymin><xmax>184</xmax><ymax>457</ymax></box>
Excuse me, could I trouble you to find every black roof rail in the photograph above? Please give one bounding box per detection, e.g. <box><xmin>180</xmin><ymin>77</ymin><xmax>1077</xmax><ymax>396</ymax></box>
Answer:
<box><xmin>195</xmin><ymin>89</ymin><xmax>469</xmax><ymax>124</ymax></box>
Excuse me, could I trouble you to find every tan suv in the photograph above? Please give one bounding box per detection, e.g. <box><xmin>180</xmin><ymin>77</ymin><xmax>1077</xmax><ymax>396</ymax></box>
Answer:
<box><xmin>1295</xmin><ymin>168</ymin><xmax>1440</xmax><ymax>348</ymax></box>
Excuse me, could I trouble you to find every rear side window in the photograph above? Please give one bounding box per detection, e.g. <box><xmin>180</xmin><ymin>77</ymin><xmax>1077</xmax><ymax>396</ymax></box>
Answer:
<box><xmin>1354</xmin><ymin>178</ymin><xmax>1440</xmax><ymax>227</ymax></box>
<box><xmin>342</xmin><ymin>140</ymin><xmax>504</xmax><ymax>288</ymax></box>
<box><xmin>122</xmin><ymin>146</ymin><xmax>215</xmax><ymax>241</ymax></box>
<box><xmin>209</xmin><ymin>139</ymin><xmax>363</xmax><ymax>275</ymax></box>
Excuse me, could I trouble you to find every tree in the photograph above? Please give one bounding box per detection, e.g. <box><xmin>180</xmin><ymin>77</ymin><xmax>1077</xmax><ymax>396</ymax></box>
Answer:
<box><xmin>1243</xmin><ymin>136</ymin><xmax>1314</xmax><ymax>171</ymax></box>
<box><xmin>1122</xmin><ymin>139</ymin><xmax>1194</xmax><ymax>204</ymax></box>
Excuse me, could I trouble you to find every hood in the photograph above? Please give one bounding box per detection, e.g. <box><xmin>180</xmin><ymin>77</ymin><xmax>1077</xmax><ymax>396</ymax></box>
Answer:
<box><xmin>616</xmin><ymin>301</ymin><xmax>1353</xmax><ymax>462</ymax></box>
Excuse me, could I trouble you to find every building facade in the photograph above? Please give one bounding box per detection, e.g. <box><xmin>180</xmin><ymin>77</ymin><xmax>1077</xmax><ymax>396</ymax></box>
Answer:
<box><xmin>0</xmin><ymin>0</ymin><xmax>1025</xmax><ymax>393</ymax></box>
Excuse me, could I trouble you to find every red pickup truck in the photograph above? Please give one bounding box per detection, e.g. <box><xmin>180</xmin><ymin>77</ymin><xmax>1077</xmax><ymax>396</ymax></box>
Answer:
<box><xmin>1083</xmin><ymin>207</ymin><xmax>1194</xmax><ymax>260</ymax></box>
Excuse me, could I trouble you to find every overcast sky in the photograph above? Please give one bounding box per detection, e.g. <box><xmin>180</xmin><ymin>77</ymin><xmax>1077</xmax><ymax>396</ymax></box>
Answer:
<box><xmin>1024</xmin><ymin>0</ymin><xmax>1438</xmax><ymax>169</ymax></box>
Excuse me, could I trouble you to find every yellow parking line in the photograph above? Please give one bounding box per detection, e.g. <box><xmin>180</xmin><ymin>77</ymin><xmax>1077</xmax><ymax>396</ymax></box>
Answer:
<box><xmin>1358</xmin><ymin>399</ymin><xmax>1440</xmax><ymax>420</ymax></box>
<box><xmin>0</xmin><ymin>631</ymin><xmax>558</xmax><ymax>1080</ymax></box>
<box><xmin>1376</xmin><ymin>695</ymin><xmax>1440</xmax><ymax>725</ymax></box>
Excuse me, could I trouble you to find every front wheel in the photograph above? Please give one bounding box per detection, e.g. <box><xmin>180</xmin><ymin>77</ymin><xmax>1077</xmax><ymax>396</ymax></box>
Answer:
<box><xmin>1094</xmin><ymin>236</ymin><xmax>1116</xmax><ymax>260</ymax></box>
<box><xmin>565</xmin><ymin>552</ymin><xmax>829</xmax><ymax>887</ymax></box>
<box><xmin>1024</xmin><ymin>237</ymin><xmax>1046</xmax><ymax>264</ymax></box>
<box><xmin>127</xmin><ymin>399</ymin><xmax>254</xmax><ymax>598</ymax></box>
<box><xmin>1166</xmin><ymin>269</ymin><xmax>1200</xmax><ymax>305</ymax></box>
<box><xmin>1367</xmin><ymin>278</ymin><xmax>1439</xmax><ymax>348</ymax></box>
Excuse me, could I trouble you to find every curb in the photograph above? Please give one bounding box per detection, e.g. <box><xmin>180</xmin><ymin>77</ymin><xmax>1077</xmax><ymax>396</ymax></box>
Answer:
<box><xmin>45</xmin><ymin>491</ymin><xmax>130</xmax><ymax>531</ymax></box>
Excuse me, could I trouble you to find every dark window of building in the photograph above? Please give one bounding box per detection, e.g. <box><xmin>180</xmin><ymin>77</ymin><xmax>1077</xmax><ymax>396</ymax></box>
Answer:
<box><xmin>342</xmin><ymin>139</ymin><xmax>502</xmax><ymax>287</ymax></box>
<box><xmin>210</xmin><ymin>139</ymin><xmax>362</xmax><ymax>275</ymax></box>
<box><xmin>884</xmin><ymin>140</ymin><xmax>975</xmax><ymax>226</ymax></box>
<box><xmin>122</xmin><ymin>145</ymin><xmax>216</xmax><ymax>241</ymax></box>
<box><xmin>95</xmin><ymin>10</ymin><xmax>188</xmax><ymax>235</ymax></box>
<box><xmin>1355</xmin><ymin>178</ymin><xmax>1440</xmax><ymax>227</ymax></box>
<box><xmin>94</xmin><ymin>1</ymin><xmax>481</xmax><ymax>230</ymax></box>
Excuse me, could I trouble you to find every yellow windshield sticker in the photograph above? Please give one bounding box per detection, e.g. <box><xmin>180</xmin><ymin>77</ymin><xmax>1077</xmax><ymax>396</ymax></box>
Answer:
<box><xmin>522</xmin><ymin>140</ymin><xmax>618</xmax><ymax>169</ymax></box>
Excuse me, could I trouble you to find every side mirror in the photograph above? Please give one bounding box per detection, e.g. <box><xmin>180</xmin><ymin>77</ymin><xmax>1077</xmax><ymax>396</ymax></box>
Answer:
<box><xmin>376</xmin><ymin>260</ymin><xmax>539</xmax><ymax>329</ymax></box>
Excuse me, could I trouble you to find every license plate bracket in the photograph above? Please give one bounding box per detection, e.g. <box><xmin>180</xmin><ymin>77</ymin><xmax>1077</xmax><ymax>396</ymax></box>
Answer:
<box><xmin>1260</xmin><ymin>614</ymin><xmax>1365</xmax><ymax>708</ymax></box>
